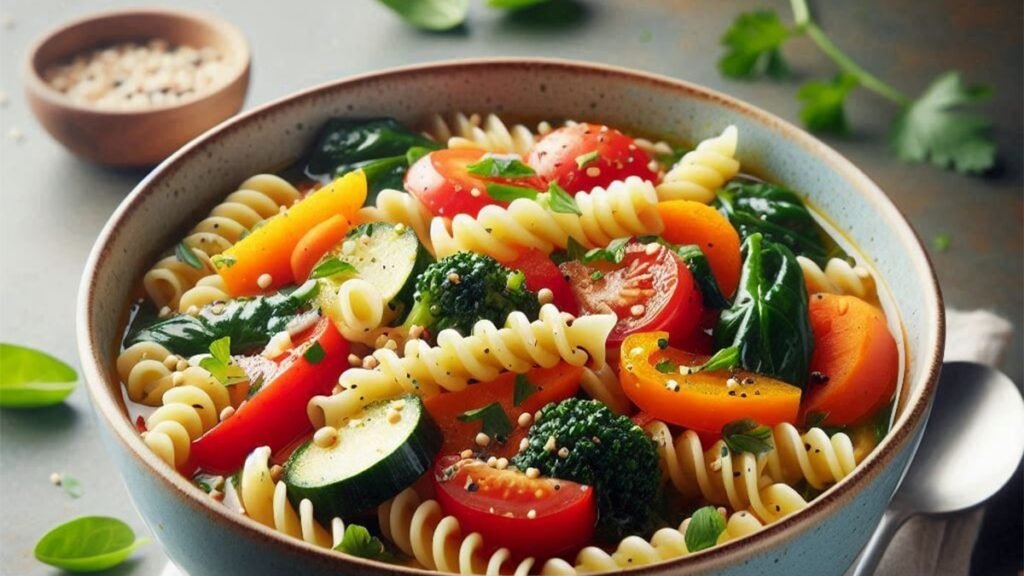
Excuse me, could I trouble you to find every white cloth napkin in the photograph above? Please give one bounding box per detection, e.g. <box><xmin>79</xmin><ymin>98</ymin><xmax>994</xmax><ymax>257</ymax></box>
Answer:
<box><xmin>873</xmin><ymin>308</ymin><xmax>1014</xmax><ymax>576</ymax></box>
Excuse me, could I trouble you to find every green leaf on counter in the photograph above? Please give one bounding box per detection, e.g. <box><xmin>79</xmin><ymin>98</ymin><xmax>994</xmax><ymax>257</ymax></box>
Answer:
<box><xmin>0</xmin><ymin>344</ymin><xmax>77</xmax><ymax>408</ymax></box>
<box><xmin>798</xmin><ymin>73</ymin><xmax>859</xmax><ymax>133</ymax></box>
<box><xmin>719</xmin><ymin>10</ymin><xmax>791</xmax><ymax>79</ymax></box>
<box><xmin>376</xmin><ymin>0</ymin><xmax>470</xmax><ymax>31</ymax></box>
<box><xmin>35</xmin><ymin>516</ymin><xmax>149</xmax><ymax>572</ymax></box>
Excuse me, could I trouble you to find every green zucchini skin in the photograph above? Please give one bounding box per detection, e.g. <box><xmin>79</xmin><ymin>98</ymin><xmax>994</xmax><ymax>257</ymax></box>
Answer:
<box><xmin>283</xmin><ymin>395</ymin><xmax>441</xmax><ymax>523</ymax></box>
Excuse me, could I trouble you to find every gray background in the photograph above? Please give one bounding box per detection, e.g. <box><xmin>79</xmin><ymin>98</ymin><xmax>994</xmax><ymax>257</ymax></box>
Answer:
<box><xmin>0</xmin><ymin>1</ymin><xmax>1020</xmax><ymax>575</ymax></box>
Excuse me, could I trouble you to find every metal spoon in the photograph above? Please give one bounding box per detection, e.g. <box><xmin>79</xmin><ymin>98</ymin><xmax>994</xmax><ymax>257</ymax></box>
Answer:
<box><xmin>851</xmin><ymin>362</ymin><xmax>1024</xmax><ymax>576</ymax></box>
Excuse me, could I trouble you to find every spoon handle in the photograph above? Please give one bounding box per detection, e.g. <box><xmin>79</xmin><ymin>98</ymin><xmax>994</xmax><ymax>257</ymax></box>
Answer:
<box><xmin>851</xmin><ymin>507</ymin><xmax>912</xmax><ymax>576</ymax></box>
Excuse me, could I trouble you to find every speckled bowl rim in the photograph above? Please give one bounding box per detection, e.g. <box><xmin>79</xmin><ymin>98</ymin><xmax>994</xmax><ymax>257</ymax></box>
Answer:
<box><xmin>77</xmin><ymin>58</ymin><xmax>945</xmax><ymax>574</ymax></box>
<box><xmin>24</xmin><ymin>7</ymin><xmax>251</xmax><ymax>116</ymax></box>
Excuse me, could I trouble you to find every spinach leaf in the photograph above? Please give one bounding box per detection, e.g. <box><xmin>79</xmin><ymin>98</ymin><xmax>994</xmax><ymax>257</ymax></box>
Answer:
<box><xmin>35</xmin><ymin>516</ymin><xmax>148</xmax><ymax>572</ymax></box>
<box><xmin>125</xmin><ymin>281</ymin><xmax>319</xmax><ymax>357</ymax></box>
<box><xmin>717</xmin><ymin>181</ymin><xmax>828</xmax><ymax>265</ymax></box>
<box><xmin>715</xmin><ymin>233</ymin><xmax>814</xmax><ymax>388</ymax></box>
<box><xmin>0</xmin><ymin>344</ymin><xmax>77</xmax><ymax>408</ymax></box>
<box><xmin>668</xmin><ymin>244</ymin><xmax>730</xmax><ymax>309</ymax></box>
<box><xmin>304</xmin><ymin>118</ymin><xmax>441</xmax><ymax>204</ymax></box>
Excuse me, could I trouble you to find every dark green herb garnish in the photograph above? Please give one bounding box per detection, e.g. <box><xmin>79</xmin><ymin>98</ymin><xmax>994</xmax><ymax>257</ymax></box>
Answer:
<box><xmin>458</xmin><ymin>402</ymin><xmax>513</xmax><ymax>441</ymax></box>
<box><xmin>722</xmin><ymin>418</ymin><xmax>774</xmax><ymax>454</ymax></box>
<box><xmin>175</xmin><ymin>242</ymin><xmax>203</xmax><ymax>270</ymax></box>
<box><xmin>513</xmin><ymin>374</ymin><xmax>539</xmax><ymax>407</ymax></box>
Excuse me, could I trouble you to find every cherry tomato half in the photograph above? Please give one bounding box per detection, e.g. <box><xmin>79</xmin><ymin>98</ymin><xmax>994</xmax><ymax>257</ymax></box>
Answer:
<box><xmin>527</xmin><ymin>123</ymin><xmax>657</xmax><ymax>194</ymax></box>
<box><xmin>405</xmin><ymin>148</ymin><xmax>546</xmax><ymax>218</ymax></box>
<box><xmin>503</xmin><ymin>248</ymin><xmax>579</xmax><ymax>316</ymax></box>
<box><xmin>432</xmin><ymin>456</ymin><xmax>596</xmax><ymax>559</ymax></box>
<box><xmin>560</xmin><ymin>240</ymin><xmax>703</xmax><ymax>349</ymax></box>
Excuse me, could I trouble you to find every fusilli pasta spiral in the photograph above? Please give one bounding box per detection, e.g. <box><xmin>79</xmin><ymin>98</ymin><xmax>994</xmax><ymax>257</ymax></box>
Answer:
<box><xmin>322</xmin><ymin>278</ymin><xmax>388</xmax><ymax>345</ymax></box>
<box><xmin>379</xmin><ymin>488</ymin><xmax>535</xmax><ymax>575</ymax></box>
<box><xmin>177</xmin><ymin>274</ymin><xmax>231</xmax><ymax>313</ymax></box>
<box><xmin>143</xmin><ymin>174</ymin><xmax>301</xmax><ymax>309</ymax></box>
<box><xmin>357</xmin><ymin>188</ymin><xmax>435</xmax><ymax>256</ymax></box>
<box><xmin>656</xmin><ymin>126</ymin><xmax>739</xmax><ymax>204</ymax></box>
<box><xmin>239</xmin><ymin>446</ymin><xmax>344</xmax><ymax>548</ymax></box>
<box><xmin>797</xmin><ymin>256</ymin><xmax>875</xmax><ymax>300</ymax></box>
<box><xmin>431</xmin><ymin>176</ymin><xmax>664</xmax><ymax>261</ymax></box>
<box><xmin>540</xmin><ymin>508</ymin><xmax>765</xmax><ymax>574</ymax></box>
<box><xmin>308</xmin><ymin>304</ymin><xmax>616</xmax><ymax>428</ymax></box>
<box><xmin>143</xmin><ymin>366</ymin><xmax>229</xmax><ymax>468</ymax></box>
<box><xmin>579</xmin><ymin>363</ymin><xmax>631</xmax><ymax>416</ymax></box>
<box><xmin>117</xmin><ymin>341</ymin><xmax>181</xmax><ymax>406</ymax></box>
<box><xmin>428</xmin><ymin>113</ymin><xmax>541</xmax><ymax>157</ymax></box>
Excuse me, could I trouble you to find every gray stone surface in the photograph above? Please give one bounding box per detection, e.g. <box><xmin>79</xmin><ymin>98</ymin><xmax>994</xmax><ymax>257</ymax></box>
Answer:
<box><xmin>0</xmin><ymin>1</ymin><xmax>1019</xmax><ymax>574</ymax></box>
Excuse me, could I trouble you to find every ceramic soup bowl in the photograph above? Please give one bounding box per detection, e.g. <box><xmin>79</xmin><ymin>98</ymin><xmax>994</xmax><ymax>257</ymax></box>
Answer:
<box><xmin>78</xmin><ymin>59</ymin><xmax>943</xmax><ymax>576</ymax></box>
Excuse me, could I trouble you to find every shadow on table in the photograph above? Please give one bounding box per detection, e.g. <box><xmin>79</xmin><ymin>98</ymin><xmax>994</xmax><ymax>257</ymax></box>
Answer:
<box><xmin>496</xmin><ymin>0</ymin><xmax>592</xmax><ymax>32</ymax></box>
<box><xmin>1</xmin><ymin>403</ymin><xmax>80</xmax><ymax>436</ymax></box>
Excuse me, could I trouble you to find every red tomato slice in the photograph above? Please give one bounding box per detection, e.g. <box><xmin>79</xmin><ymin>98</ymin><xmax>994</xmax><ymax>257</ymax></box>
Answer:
<box><xmin>189</xmin><ymin>319</ymin><xmax>350</xmax><ymax>474</ymax></box>
<box><xmin>502</xmin><ymin>248</ymin><xmax>579</xmax><ymax>316</ymax></box>
<box><xmin>424</xmin><ymin>363</ymin><xmax>582</xmax><ymax>459</ymax></box>
<box><xmin>433</xmin><ymin>455</ymin><xmax>596</xmax><ymax>559</ymax></box>
<box><xmin>527</xmin><ymin>123</ymin><xmax>658</xmax><ymax>194</ymax></box>
<box><xmin>560</xmin><ymin>241</ymin><xmax>702</xmax><ymax>349</ymax></box>
<box><xmin>405</xmin><ymin>148</ymin><xmax>546</xmax><ymax>218</ymax></box>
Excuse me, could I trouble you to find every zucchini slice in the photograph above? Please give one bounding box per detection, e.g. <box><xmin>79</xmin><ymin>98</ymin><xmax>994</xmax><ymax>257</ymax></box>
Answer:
<box><xmin>283</xmin><ymin>395</ymin><xmax>441</xmax><ymax>522</ymax></box>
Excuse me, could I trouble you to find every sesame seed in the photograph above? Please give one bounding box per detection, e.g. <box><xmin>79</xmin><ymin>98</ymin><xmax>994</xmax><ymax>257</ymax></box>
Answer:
<box><xmin>362</xmin><ymin>356</ymin><xmax>379</xmax><ymax>369</ymax></box>
<box><xmin>313</xmin><ymin>426</ymin><xmax>339</xmax><ymax>448</ymax></box>
<box><xmin>519</xmin><ymin>438</ymin><xmax>530</xmax><ymax>451</ymax></box>
<box><xmin>544</xmin><ymin>436</ymin><xmax>557</xmax><ymax>452</ymax></box>
<box><xmin>487</xmin><ymin>456</ymin><xmax>498</xmax><ymax>467</ymax></box>
<box><xmin>476</xmin><ymin>433</ymin><xmax>491</xmax><ymax>447</ymax></box>
<box><xmin>496</xmin><ymin>458</ymin><xmax>509</xmax><ymax>470</ymax></box>
<box><xmin>393</xmin><ymin>399</ymin><xmax>406</xmax><ymax>411</ymax></box>
<box><xmin>448</xmin><ymin>272</ymin><xmax>461</xmax><ymax>284</ymax></box>
<box><xmin>394</xmin><ymin>223</ymin><xmax>407</xmax><ymax>234</ymax></box>
<box><xmin>470</xmin><ymin>187</ymin><xmax>482</xmax><ymax>197</ymax></box>
<box><xmin>537</xmin><ymin>288</ymin><xmax>554</xmax><ymax>305</ymax></box>
<box><xmin>646</xmin><ymin>160</ymin><xmax>659</xmax><ymax>172</ymax></box>
<box><xmin>644</xmin><ymin>243</ymin><xmax>660</xmax><ymax>255</ymax></box>
<box><xmin>518</xmin><ymin>412</ymin><xmax>533</xmax><ymax>427</ymax></box>
<box><xmin>630</xmin><ymin>304</ymin><xmax>646</xmax><ymax>317</ymax></box>
<box><xmin>158</xmin><ymin>306</ymin><xmax>172</xmax><ymax>318</ymax></box>
<box><xmin>163</xmin><ymin>355</ymin><xmax>179</xmax><ymax>369</ymax></box>
<box><xmin>585</xmin><ymin>166</ymin><xmax>601</xmax><ymax>177</ymax></box>
<box><xmin>726</xmin><ymin>378</ymin><xmax>740</xmax><ymax>389</ymax></box>
<box><xmin>257</xmin><ymin>274</ymin><xmax>273</xmax><ymax>289</ymax></box>
<box><xmin>387</xmin><ymin>409</ymin><xmax>402</xmax><ymax>424</ymax></box>
<box><xmin>347</xmin><ymin>353</ymin><xmax>361</xmax><ymax>367</ymax></box>
<box><xmin>384</xmin><ymin>339</ymin><xmax>398</xmax><ymax>351</ymax></box>
<box><xmin>49</xmin><ymin>472</ymin><xmax>62</xmax><ymax>486</ymax></box>
<box><xmin>526</xmin><ymin>467</ymin><xmax>540</xmax><ymax>479</ymax></box>
<box><xmin>557</xmin><ymin>447</ymin><xmax>570</xmax><ymax>458</ymax></box>
<box><xmin>665</xmin><ymin>379</ymin><xmax>680</xmax><ymax>392</ymax></box>
<box><xmin>527</xmin><ymin>509</ymin><xmax>537</xmax><ymax>519</ymax></box>
<box><xmin>219</xmin><ymin>406</ymin><xmax>235</xmax><ymax>421</ymax></box>
<box><xmin>460</xmin><ymin>449</ymin><xmax>474</xmax><ymax>459</ymax></box>
<box><xmin>408</xmin><ymin>325</ymin><xmax>425</xmax><ymax>339</ymax></box>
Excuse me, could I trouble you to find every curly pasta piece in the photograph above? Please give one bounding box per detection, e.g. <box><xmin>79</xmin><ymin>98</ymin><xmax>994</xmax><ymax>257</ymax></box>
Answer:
<box><xmin>428</xmin><ymin>112</ymin><xmax>540</xmax><ymax>157</ymax></box>
<box><xmin>797</xmin><ymin>256</ymin><xmax>875</xmax><ymax>300</ymax></box>
<box><xmin>308</xmin><ymin>304</ymin><xmax>615</xmax><ymax>428</ymax></box>
<box><xmin>540</xmin><ymin>509</ymin><xmax>765</xmax><ymax>574</ymax></box>
<box><xmin>656</xmin><ymin>126</ymin><xmax>739</xmax><ymax>204</ymax></box>
<box><xmin>117</xmin><ymin>341</ymin><xmax>184</xmax><ymax>406</ymax></box>
<box><xmin>143</xmin><ymin>174</ymin><xmax>301</xmax><ymax>309</ymax></box>
<box><xmin>379</xmin><ymin>488</ymin><xmax>535</xmax><ymax>575</ymax></box>
<box><xmin>357</xmin><ymin>188</ymin><xmax>435</xmax><ymax>256</ymax></box>
<box><xmin>320</xmin><ymin>277</ymin><xmax>388</xmax><ymax>345</ymax></box>
<box><xmin>176</xmin><ymin>274</ymin><xmax>231</xmax><ymax>313</ymax></box>
<box><xmin>431</xmin><ymin>176</ymin><xmax>664</xmax><ymax>261</ymax></box>
<box><xmin>762</xmin><ymin>422</ymin><xmax>858</xmax><ymax>489</ymax></box>
<box><xmin>239</xmin><ymin>446</ymin><xmax>344</xmax><ymax>548</ymax></box>
<box><xmin>143</xmin><ymin>367</ymin><xmax>230</xmax><ymax>468</ymax></box>
<box><xmin>580</xmin><ymin>363</ymin><xmax>631</xmax><ymax>415</ymax></box>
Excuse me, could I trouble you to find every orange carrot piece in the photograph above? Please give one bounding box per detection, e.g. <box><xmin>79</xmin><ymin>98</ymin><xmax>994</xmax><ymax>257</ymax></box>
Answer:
<box><xmin>657</xmin><ymin>200</ymin><xmax>742</xmax><ymax>298</ymax></box>
<box><xmin>802</xmin><ymin>294</ymin><xmax>899</xmax><ymax>426</ymax></box>
<box><xmin>290</xmin><ymin>214</ymin><xmax>351</xmax><ymax>282</ymax></box>
<box><xmin>216</xmin><ymin>171</ymin><xmax>366</xmax><ymax>295</ymax></box>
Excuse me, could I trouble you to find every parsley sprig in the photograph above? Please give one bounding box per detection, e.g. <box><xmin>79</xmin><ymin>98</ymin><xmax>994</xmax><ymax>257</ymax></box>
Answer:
<box><xmin>720</xmin><ymin>0</ymin><xmax>996</xmax><ymax>175</ymax></box>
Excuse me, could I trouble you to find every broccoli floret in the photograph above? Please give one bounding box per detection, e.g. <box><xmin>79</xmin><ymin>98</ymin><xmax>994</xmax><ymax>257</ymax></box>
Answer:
<box><xmin>402</xmin><ymin>251</ymin><xmax>540</xmax><ymax>336</ymax></box>
<box><xmin>512</xmin><ymin>398</ymin><xmax>661</xmax><ymax>539</ymax></box>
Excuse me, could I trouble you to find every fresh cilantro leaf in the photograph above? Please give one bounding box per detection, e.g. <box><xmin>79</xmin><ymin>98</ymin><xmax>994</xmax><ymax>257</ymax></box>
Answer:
<box><xmin>458</xmin><ymin>402</ymin><xmax>513</xmax><ymax>441</ymax></box>
<box><xmin>543</xmin><ymin>182</ymin><xmax>582</xmax><ymax>215</ymax></box>
<box><xmin>310</xmin><ymin>257</ymin><xmax>357</xmax><ymax>279</ymax></box>
<box><xmin>211</xmin><ymin>254</ymin><xmax>236</xmax><ymax>269</ymax></box>
<box><xmin>565</xmin><ymin>236</ymin><xmax>588</xmax><ymax>261</ymax></box>
<box><xmin>655</xmin><ymin>359</ymin><xmax>677</xmax><ymax>374</ymax></box>
<box><xmin>376</xmin><ymin>0</ymin><xmax>469</xmax><ymax>31</ymax></box>
<box><xmin>485</xmin><ymin>183</ymin><xmax>539</xmax><ymax>202</ymax></box>
<box><xmin>719</xmin><ymin>10</ymin><xmax>791</xmax><ymax>79</ymax></box>
<box><xmin>304</xmin><ymin>342</ymin><xmax>325</xmax><ymax>364</ymax></box>
<box><xmin>334</xmin><ymin>524</ymin><xmax>391</xmax><ymax>560</ymax></box>
<box><xmin>797</xmin><ymin>73</ymin><xmax>859</xmax><ymax>133</ymax></box>
<box><xmin>583</xmin><ymin>237</ymin><xmax>630</xmax><ymax>264</ymax></box>
<box><xmin>685</xmin><ymin>506</ymin><xmax>727</xmax><ymax>552</ymax></box>
<box><xmin>722</xmin><ymin>418</ymin><xmax>774</xmax><ymax>454</ymax></box>
<box><xmin>590</xmin><ymin>270</ymin><xmax>604</xmax><ymax>281</ymax></box>
<box><xmin>574</xmin><ymin>150</ymin><xmax>599</xmax><ymax>169</ymax></box>
<box><xmin>891</xmin><ymin>71</ymin><xmax>996</xmax><ymax>174</ymax></box>
<box><xmin>513</xmin><ymin>374</ymin><xmax>539</xmax><ymax>407</ymax></box>
<box><xmin>932</xmin><ymin>232</ymin><xmax>951</xmax><ymax>252</ymax></box>
<box><xmin>175</xmin><ymin>242</ymin><xmax>203</xmax><ymax>270</ymax></box>
<box><xmin>698</xmin><ymin>346</ymin><xmax>739</xmax><ymax>372</ymax></box>
<box><xmin>199</xmin><ymin>337</ymin><xmax>248</xmax><ymax>386</ymax></box>
<box><xmin>467</xmin><ymin>156</ymin><xmax>536</xmax><ymax>178</ymax></box>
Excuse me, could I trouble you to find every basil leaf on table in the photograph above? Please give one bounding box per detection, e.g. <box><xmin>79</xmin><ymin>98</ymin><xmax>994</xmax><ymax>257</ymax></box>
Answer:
<box><xmin>376</xmin><ymin>0</ymin><xmax>470</xmax><ymax>31</ymax></box>
<box><xmin>0</xmin><ymin>343</ymin><xmax>77</xmax><ymax>408</ymax></box>
<box><xmin>303</xmin><ymin>118</ymin><xmax>441</xmax><ymax>203</ymax></box>
<box><xmin>125</xmin><ymin>281</ymin><xmax>320</xmax><ymax>357</ymax></box>
<box><xmin>715</xmin><ymin>233</ymin><xmax>814</xmax><ymax>388</ymax></box>
<box><xmin>717</xmin><ymin>181</ymin><xmax>828</xmax><ymax>265</ymax></box>
<box><xmin>35</xmin><ymin>516</ymin><xmax>149</xmax><ymax>572</ymax></box>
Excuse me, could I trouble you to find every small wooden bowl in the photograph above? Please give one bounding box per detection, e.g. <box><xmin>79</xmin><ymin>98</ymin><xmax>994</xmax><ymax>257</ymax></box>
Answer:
<box><xmin>24</xmin><ymin>8</ymin><xmax>250</xmax><ymax>167</ymax></box>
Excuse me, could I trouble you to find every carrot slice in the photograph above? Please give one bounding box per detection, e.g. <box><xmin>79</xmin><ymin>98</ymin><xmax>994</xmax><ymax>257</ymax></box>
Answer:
<box><xmin>290</xmin><ymin>214</ymin><xmax>351</xmax><ymax>282</ymax></box>
<box><xmin>657</xmin><ymin>200</ymin><xmax>742</xmax><ymax>298</ymax></box>
<box><xmin>424</xmin><ymin>364</ymin><xmax>583</xmax><ymax>458</ymax></box>
<box><xmin>619</xmin><ymin>331</ymin><xmax>801</xmax><ymax>433</ymax></box>
<box><xmin>216</xmin><ymin>171</ymin><xmax>366</xmax><ymax>296</ymax></box>
<box><xmin>802</xmin><ymin>294</ymin><xmax>899</xmax><ymax>426</ymax></box>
